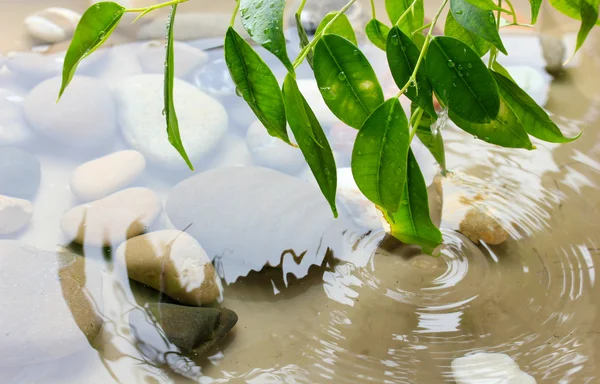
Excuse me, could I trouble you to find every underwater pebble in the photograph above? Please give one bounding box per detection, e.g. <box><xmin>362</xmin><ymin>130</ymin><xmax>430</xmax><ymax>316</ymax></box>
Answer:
<box><xmin>70</xmin><ymin>150</ymin><xmax>146</xmax><ymax>201</ymax></box>
<box><xmin>116</xmin><ymin>230</ymin><xmax>223</xmax><ymax>306</ymax></box>
<box><xmin>166</xmin><ymin>166</ymin><xmax>353</xmax><ymax>284</ymax></box>
<box><xmin>0</xmin><ymin>147</ymin><xmax>41</xmax><ymax>198</ymax></box>
<box><xmin>137</xmin><ymin>13</ymin><xmax>248</xmax><ymax>41</ymax></box>
<box><xmin>137</xmin><ymin>41</ymin><xmax>208</xmax><ymax>78</ymax></box>
<box><xmin>114</xmin><ymin>74</ymin><xmax>227</xmax><ymax>169</ymax></box>
<box><xmin>246</xmin><ymin>120</ymin><xmax>304</xmax><ymax>175</ymax></box>
<box><xmin>540</xmin><ymin>34</ymin><xmax>566</xmax><ymax>76</ymax></box>
<box><xmin>0</xmin><ymin>196</ymin><xmax>33</xmax><ymax>235</ymax></box>
<box><xmin>60</xmin><ymin>187</ymin><xmax>161</xmax><ymax>247</ymax></box>
<box><xmin>96</xmin><ymin>44</ymin><xmax>143</xmax><ymax>87</ymax></box>
<box><xmin>24</xmin><ymin>8</ymin><xmax>81</xmax><ymax>43</ymax></box>
<box><xmin>336</xmin><ymin>168</ymin><xmax>383</xmax><ymax>230</ymax></box>
<box><xmin>0</xmin><ymin>242</ymin><xmax>103</xmax><ymax>367</ymax></box>
<box><xmin>296</xmin><ymin>78</ymin><xmax>339</xmax><ymax>127</ymax></box>
<box><xmin>451</xmin><ymin>352</ymin><xmax>536</xmax><ymax>384</ymax></box>
<box><xmin>0</xmin><ymin>88</ymin><xmax>33</xmax><ymax>145</ymax></box>
<box><xmin>24</xmin><ymin>76</ymin><xmax>117</xmax><ymax>148</ymax></box>
<box><xmin>203</xmin><ymin>134</ymin><xmax>253</xmax><ymax>170</ymax></box>
<box><xmin>459</xmin><ymin>207</ymin><xmax>509</xmax><ymax>245</ymax></box>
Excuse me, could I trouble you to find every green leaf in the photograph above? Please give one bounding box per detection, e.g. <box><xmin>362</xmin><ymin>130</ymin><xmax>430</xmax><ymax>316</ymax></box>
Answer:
<box><xmin>283</xmin><ymin>74</ymin><xmax>338</xmax><ymax>217</ymax></box>
<box><xmin>411</xmin><ymin>104</ymin><xmax>446</xmax><ymax>170</ymax></box>
<box><xmin>449</xmin><ymin>0</ymin><xmax>507</xmax><ymax>55</ymax></box>
<box><xmin>449</xmin><ymin>97</ymin><xmax>534</xmax><ymax>149</ymax></box>
<box><xmin>164</xmin><ymin>5</ymin><xmax>193</xmax><ymax>170</ymax></box>
<box><xmin>295</xmin><ymin>13</ymin><xmax>314</xmax><ymax>69</ymax></box>
<box><xmin>427</xmin><ymin>37</ymin><xmax>500</xmax><ymax>124</ymax></box>
<box><xmin>573</xmin><ymin>0</ymin><xmax>599</xmax><ymax>60</ymax></box>
<box><xmin>492</xmin><ymin>71</ymin><xmax>581</xmax><ymax>143</ymax></box>
<box><xmin>387</xmin><ymin>26</ymin><xmax>437</xmax><ymax>117</ymax></box>
<box><xmin>529</xmin><ymin>0</ymin><xmax>543</xmax><ymax>23</ymax></box>
<box><xmin>351</xmin><ymin>98</ymin><xmax>410</xmax><ymax>214</ymax></box>
<box><xmin>549</xmin><ymin>0</ymin><xmax>600</xmax><ymax>25</ymax></box>
<box><xmin>382</xmin><ymin>150</ymin><xmax>443</xmax><ymax>255</ymax></box>
<box><xmin>365</xmin><ymin>19</ymin><xmax>391</xmax><ymax>50</ymax></box>
<box><xmin>58</xmin><ymin>1</ymin><xmax>125</xmax><ymax>99</ymax></box>
<box><xmin>465</xmin><ymin>0</ymin><xmax>505</xmax><ymax>11</ymax></box>
<box><xmin>491</xmin><ymin>61</ymin><xmax>515</xmax><ymax>82</ymax></box>
<box><xmin>316</xmin><ymin>12</ymin><xmax>358</xmax><ymax>45</ymax></box>
<box><xmin>444</xmin><ymin>11</ymin><xmax>492</xmax><ymax>57</ymax></box>
<box><xmin>385</xmin><ymin>0</ymin><xmax>425</xmax><ymax>36</ymax></box>
<box><xmin>225</xmin><ymin>27</ymin><xmax>290</xmax><ymax>144</ymax></box>
<box><xmin>239</xmin><ymin>0</ymin><xmax>293</xmax><ymax>72</ymax></box>
<box><xmin>313</xmin><ymin>34</ymin><xmax>385</xmax><ymax>129</ymax></box>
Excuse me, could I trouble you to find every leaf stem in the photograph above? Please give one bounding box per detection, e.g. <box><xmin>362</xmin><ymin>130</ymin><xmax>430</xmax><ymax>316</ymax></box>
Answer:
<box><xmin>126</xmin><ymin>0</ymin><xmax>188</xmax><ymax>23</ymax></box>
<box><xmin>396</xmin><ymin>0</ymin><xmax>418</xmax><ymax>27</ymax></box>
<box><xmin>412</xmin><ymin>22</ymin><xmax>432</xmax><ymax>36</ymax></box>
<box><xmin>370</xmin><ymin>0</ymin><xmax>377</xmax><ymax>18</ymax></box>
<box><xmin>395</xmin><ymin>0</ymin><xmax>448</xmax><ymax>98</ymax></box>
<box><xmin>230</xmin><ymin>0</ymin><xmax>240</xmax><ymax>27</ymax></box>
<box><xmin>297</xmin><ymin>0</ymin><xmax>307</xmax><ymax>15</ymax></box>
<box><xmin>504</xmin><ymin>0</ymin><xmax>518</xmax><ymax>24</ymax></box>
<box><xmin>488</xmin><ymin>0</ymin><xmax>502</xmax><ymax>68</ymax></box>
<box><xmin>409</xmin><ymin>108</ymin><xmax>424</xmax><ymax>142</ymax></box>
<box><xmin>292</xmin><ymin>0</ymin><xmax>357</xmax><ymax>69</ymax></box>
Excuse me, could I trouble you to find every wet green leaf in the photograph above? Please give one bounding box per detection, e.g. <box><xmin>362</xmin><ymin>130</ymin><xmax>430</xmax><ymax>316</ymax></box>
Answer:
<box><xmin>491</xmin><ymin>61</ymin><xmax>515</xmax><ymax>82</ymax></box>
<box><xmin>529</xmin><ymin>0</ymin><xmax>543</xmax><ymax>23</ymax></box>
<box><xmin>444</xmin><ymin>11</ymin><xmax>492</xmax><ymax>57</ymax></box>
<box><xmin>492</xmin><ymin>71</ymin><xmax>581</xmax><ymax>143</ymax></box>
<box><xmin>283</xmin><ymin>74</ymin><xmax>338</xmax><ymax>217</ymax></box>
<box><xmin>383</xmin><ymin>150</ymin><xmax>443</xmax><ymax>255</ymax></box>
<box><xmin>549</xmin><ymin>0</ymin><xmax>600</xmax><ymax>25</ymax></box>
<box><xmin>316</xmin><ymin>12</ymin><xmax>358</xmax><ymax>45</ymax></box>
<box><xmin>59</xmin><ymin>1</ymin><xmax>125</xmax><ymax>99</ymax></box>
<box><xmin>225</xmin><ymin>27</ymin><xmax>290</xmax><ymax>144</ymax></box>
<box><xmin>465</xmin><ymin>0</ymin><xmax>504</xmax><ymax>11</ymax></box>
<box><xmin>387</xmin><ymin>26</ymin><xmax>437</xmax><ymax>117</ymax></box>
<box><xmin>385</xmin><ymin>0</ymin><xmax>425</xmax><ymax>37</ymax></box>
<box><xmin>164</xmin><ymin>5</ymin><xmax>193</xmax><ymax>170</ymax></box>
<box><xmin>313</xmin><ymin>34</ymin><xmax>384</xmax><ymax>129</ymax></box>
<box><xmin>239</xmin><ymin>0</ymin><xmax>293</xmax><ymax>72</ymax></box>
<box><xmin>295</xmin><ymin>13</ymin><xmax>314</xmax><ymax>69</ymax></box>
<box><xmin>365</xmin><ymin>19</ymin><xmax>390</xmax><ymax>50</ymax></box>
<box><xmin>411</xmin><ymin>104</ymin><xmax>446</xmax><ymax>170</ymax></box>
<box><xmin>426</xmin><ymin>36</ymin><xmax>500</xmax><ymax>124</ymax></box>
<box><xmin>351</xmin><ymin>98</ymin><xmax>410</xmax><ymax>214</ymax></box>
<box><xmin>449</xmin><ymin>0</ymin><xmax>507</xmax><ymax>55</ymax></box>
<box><xmin>449</xmin><ymin>97</ymin><xmax>534</xmax><ymax>149</ymax></box>
<box><xmin>574</xmin><ymin>1</ymin><xmax>599</xmax><ymax>60</ymax></box>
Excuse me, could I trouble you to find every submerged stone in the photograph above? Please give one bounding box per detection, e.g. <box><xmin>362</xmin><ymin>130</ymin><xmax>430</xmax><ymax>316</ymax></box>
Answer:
<box><xmin>0</xmin><ymin>147</ymin><xmax>41</xmax><ymax>198</ymax></box>
<box><xmin>459</xmin><ymin>207</ymin><xmax>509</xmax><ymax>245</ymax></box>
<box><xmin>451</xmin><ymin>352</ymin><xmax>536</xmax><ymax>384</ymax></box>
<box><xmin>246</xmin><ymin>120</ymin><xmax>304</xmax><ymax>175</ymax></box>
<box><xmin>166</xmin><ymin>166</ymin><xmax>353</xmax><ymax>284</ymax></box>
<box><xmin>24</xmin><ymin>8</ymin><xmax>81</xmax><ymax>43</ymax></box>
<box><xmin>0</xmin><ymin>195</ymin><xmax>33</xmax><ymax>235</ymax></box>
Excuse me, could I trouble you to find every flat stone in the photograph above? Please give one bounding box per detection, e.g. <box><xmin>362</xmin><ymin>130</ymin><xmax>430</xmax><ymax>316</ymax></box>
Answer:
<box><xmin>166</xmin><ymin>166</ymin><xmax>353</xmax><ymax>284</ymax></box>
<box><xmin>0</xmin><ymin>88</ymin><xmax>33</xmax><ymax>145</ymax></box>
<box><xmin>451</xmin><ymin>353</ymin><xmax>536</xmax><ymax>384</ymax></box>
<box><xmin>0</xmin><ymin>242</ymin><xmax>102</xmax><ymax>367</ymax></box>
<box><xmin>70</xmin><ymin>150</ymin><xmax>146</xmax><ymax>202</ymax></box>
<box><xmin>116</xmin><ymin>230</ymin><xmax>223</xmax><ymax>306</ymax></box>
<box><xmin>24</xmin><ymin>8</ymin><xmax>81</xmax><ymax>43</ymax></box>
<box><xmin>0</xmin><ymin>147</ymin><xmax>41</xmax><ymax>198</ymax></box>
<box><xmin>246</xmin><ymin>120</ymin><xmax>304</xmax><ymax>175</ymax></box>
<box><xmin>137</xmin><ymin>41</ymin><xmax>208</xmax><ymax>78</ymax></box>
<box><xmin>0</xmin><ymin>195</ymin><xmax>33</xmax><ymax>235</ymax></box>
<box><xmin>202</xmin><ymin>134</ymin><xmax>253</xmax><ymax>170</ymax></box>
<box><xmin>23</xmin><ymin>76</ymin><xmax>117</xmax><ymax>148</ymax></box>
<box><xmin>114</xmin><ymin>74</ymin><xmax>228</xmax><ymax>169</ymax></box>
<box><xmin>61</xmin><ymin>187</ymin><xmax>162</xmax><ymax>247</ymax></box>
<box><xmin>459</xmin><ymin>207</ymin><xmax>509</xmax><ymax>245</ymax></box>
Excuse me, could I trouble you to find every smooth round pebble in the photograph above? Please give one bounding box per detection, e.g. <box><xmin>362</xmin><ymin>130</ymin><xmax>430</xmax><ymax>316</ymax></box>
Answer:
<box><xmin>296</xmin><ymin>78</ymin><xmax>339</xmax><ymax>127</ymax></box>
<box><xmin>24</xmin><ymin>8</ymin><xmax>81</xmax><ymax>43</ymax></box>
<box><xmin>24</xmin><ymin>76</ymin><xmax>117</xmax><ymax>148</ymax></box>
<box><xmin>116</xmin><ymin>230</ymin><xmax>223</xmax><ymax>306</ymax></box>
<box><xmin>0</xmin><ymin>88</ymin><xmax>33</xmax><ymax>145</ymax></box>
<box><xmin>0</xmin><ymin>242</ymin><xmax>103</xmax><ymax>367</ymax></box>
<box><xmin>246</xmin><ymin>120</ymin><xmax>304</xmax><ymax>175</ymax></box>
<box><xmin>0</xmin><ymin>147</ymin><xmax>41</xmax><ymax>198</ymax></box>
<box><xmin>137</xmin><ymin>41</ymin><xmax>208</xmax><ymax>78</ymax></box>
<box><xmin>202</xmin><ymin>134</ymin><xmax>253</xmax><ymax>170</ymax></box>
<box><xmin>137</xmin><ymin>13</ymin><xmax>248</xmax><ymax>41</ymax></box>
<box><xmin>459</xmin><ymin>207</ymin><xmax>509</xmax><ymax>245</ymax></box>
<box><xmin>60</xmin><ymin>187</ymin><xmax>162</xmax><ymax>247</ymax></box>
<box><xmin>114</xmin><ymin>74</ymin><xmax>228</xmax><ymax>169</ymax></box>
<box><xmin>193</xmin><ymin>57</ymin><xmax>236</xmax><ymax>98</ymax></box>
<box><xmin>336</xmin><ymin>168</ymin><xmax>382</xmax><ymax>230</ymax></box>
<box><xmin>70</xmin><ymin>150</ymin><xmax>146</xmax><ymax>201</ymax></box>
<box><xmin>0</xmin><ymin>195</ymin><xmax>33</xmax><ymax>235</ymax></box>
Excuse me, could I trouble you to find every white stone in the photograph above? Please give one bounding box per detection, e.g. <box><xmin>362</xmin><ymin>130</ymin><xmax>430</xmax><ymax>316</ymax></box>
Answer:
<box><xmin>246</xmin><ymin>120</ymin><xmax>305</xmax><ymax>175</ymax></box>
<box><xmin>296</xmin><ymin>78</ymin><xmax>339</xmax><ymax>127</ymax></box>
<box><xmin>505</xmin><ymin>66</ymin><xmax>551</xmax><ymax>107</ymax></box>
<box><xmin>202</xmin><ymin>134</ymin><xmax>253</xmax><ymax>170</ymax></box>
<box><xmin>60</xmin><ymin>187</ymin><xmax>162</xmax><ymax>247</ymax></box>
<box><xmin>336</xmin><ymin>168</ymin><xmax>382</xmax><ymax>230</ymax></box>
<box><xmin>0</xmin><ymin>88</ymin><xmax>33</xmax><ymax>145</ymax></box>
<box><xmin>23</xmin><ymin>76</ymin><xmax>117</xmax><ymax>148</ymax></box>
<box><xmin>0</xmin><ymin>196</ymin><xmax>33</xmax><ymax>235</ymax></box>
<box><xmin>116</xmin><ymin>230</ymin><xmax>223</xmax><ymax>305</ymax></box>
<box><xmin>540</xmin><ymin>34</ymin><xmax>566</xmax><ymax>74</ymax></box>
<box><xmin>137</xmin><ymin>13</ymin><xmax>248</xmax><ymax>41</ymax></box>
<box><xmin>137</xmin><ymin>41</ymin><xmax>208</xmax><ymax>78</ymax></box>
<box><xmin>70</xmin><ymin>150</ymin><xmax>146</xmax><ymax>202</ymax></box>
<box><xmin>96</xmin><ymin>44</ymin><xmax>143</xmax><ymax>87</ymax></box>
<box><xmin>114</xmin><ymin>74</ymin><xmax>228</xmax><ymax>169</ymax></box>
<box><xmin>451</xmin><ymin>353</ymin><xmax>537</xmax><ymax>384</ymax></box>
<box><xmin>24</xmin><ymin>8</ymin><xmax>81</xmax><ymax>43</ymax></box>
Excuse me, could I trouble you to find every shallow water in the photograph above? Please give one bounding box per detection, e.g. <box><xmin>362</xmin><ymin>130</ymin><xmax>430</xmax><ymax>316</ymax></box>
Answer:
<box><xmin>1</xmin><ymin>1</ymin><xmax>600</xmax><ymax>383</ymax></box>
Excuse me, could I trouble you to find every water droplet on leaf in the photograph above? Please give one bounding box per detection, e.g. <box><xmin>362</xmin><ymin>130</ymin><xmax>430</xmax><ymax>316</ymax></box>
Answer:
<box><xmin>467</xmin><ymin>63</ymin><xmax>473</xmax><ymax>68</ymax></box>
<box><xmin>338</xmin><ymin>72</ymin><xmax>346</xmax><ymax>81</ymax></box>
<box><xmin>455</xmin><ymin>10</ymin><xmax>463</xmax><ymax>15</ymax></box>
<box><xmin>447</xmin><ymin>60</ymin><xmax>455</xmax><ymax>68</ymax></box>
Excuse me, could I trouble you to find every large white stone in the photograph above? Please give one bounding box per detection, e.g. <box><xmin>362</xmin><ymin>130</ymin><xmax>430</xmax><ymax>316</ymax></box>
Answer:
<box><xmin>114</xmin><ymin>74</ymin><xmax>228</xmax><ymax>169</ymax></box>
<box><xmin>137</xmin><ymin>13</ymin><xmax>249</xmax><ymax>41</ymax></box>
<box><xmin>202</xmin><ymin>134</ymin><xmax>253</xmax><ymax>170</ymax></box>
<box><xmin>246</xmin><ymin>120</ymin><xmax>304</xmax><ymax>175</ymax></box>
<box><xmin>70</xmin><ymin>150</ymin><xmax>146</xmax><ymax>201</ymax></box>
<box><xmin>296</xmin><ymin>78</ymin><xmax>339</xmax><ymax>127</ymax></box>
<box><xmin>24</xmin><ymin>8</ymin><xmax>81</xmax><ymax>43</ymax></box>
<box><xmin>0</xmin><ymin>87</ymin><xmax>32</xmax><ymax>145</ymax></box>
<box><xmin>451</xmin><ymin>353</ymin><xmax>537</xmax><ymax>384</ymax></box>
<box><xmin>23</xmin><ymin>76</ymin><xmax>117</xmax><ymax>148</ymax></box>
<box><xmin>137</xmin><ymin>41</ymin><xmax>208</xmax><ymax>78</ymax></box>
<box><xmin>0</xmin><ymin>196</ymin><xmax>33</xmax><ymax>235</ymax></box>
